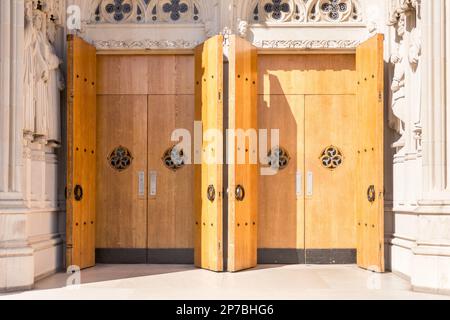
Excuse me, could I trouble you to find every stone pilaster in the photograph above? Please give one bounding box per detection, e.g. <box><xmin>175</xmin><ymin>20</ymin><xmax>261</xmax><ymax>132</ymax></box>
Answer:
<box><xmin>387</xmin><ymin>0</ymin><xmax>450</xmax><ymax>295</ymax></box>
<box><xmin>411</xmin><ymin>0</ymin><xmax>450</xmax><ymax>295</ymax></box>
<box><xmin>421</xmin><ymin>0</ymin><xmax>448</xmax><ymax>200</ymax></box>
<box><xmin>0</xmin><ymin>0</ymin><xmax>34</xmax><ymax>292</ymax></box>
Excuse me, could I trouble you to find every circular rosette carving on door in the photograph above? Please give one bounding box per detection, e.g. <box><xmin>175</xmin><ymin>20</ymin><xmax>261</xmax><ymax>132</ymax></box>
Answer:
<box><xmin>267</xmin><ymin>146</ymin><xmax>290</xmax><ymax>170</ymax></box>
<box><xmin>320</xmin><ymin>145</ymin><xmax>343</xmax><ymax>170</ymax></box>
<box><xmin>162</xmin><ymin>145</ymin><xmax>185</xmax><ymax>171</ymax></box>
<box><xmin>108</xmin><ymin>146</ymin><xmax>134</xmax><ymax>172</ymax></box>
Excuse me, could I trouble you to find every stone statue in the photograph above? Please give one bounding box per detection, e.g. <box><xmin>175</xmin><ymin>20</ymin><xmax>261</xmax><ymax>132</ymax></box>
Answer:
<box><xmin>409</xmin><ymin>27</ymin><xmax>422</xmax><ymax>146</ymax></box>
<box><xmin>389</xmin><ymin>14</ymin><xmax>407</xmax><ymax>149</ymax></box>
<box><xmin>33</xmin><ymin>10</ymin><xmax>50</xmax><ymax>139</ymax></box>
<box><xmin>409</xmin><ymin>28</ymin><xmax>421</xmax><ymax>66</ymax></box>
<box><xmin>23</xmin><ymin>2</ymin><xmax>37</xmax><ymax>139</ymax></box>
<box><xmin>45</xmin><ymin>18</ymin><xmax>64</xmax><ymax>146</ymax></box>
<box><xmin>237</xmin><ymin>19</ymin><xmax>248</xmax><ymax>38</ymax></box>
<box><xmin>23</xmin><ymin>4</ymin><xmax>64</xmax><ymax>146</ymax></box>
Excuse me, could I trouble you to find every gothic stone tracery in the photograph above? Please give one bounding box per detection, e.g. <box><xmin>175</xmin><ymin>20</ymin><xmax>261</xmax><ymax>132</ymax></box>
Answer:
<box><xmin>91</xmin><ymin>0</ymin><xmax>202</xmax><ymax>23</ymax></box>
<box><xmin>249</xmin><ymin>0</ymin><xmax>362</xmax><ymax>23</ymax></box>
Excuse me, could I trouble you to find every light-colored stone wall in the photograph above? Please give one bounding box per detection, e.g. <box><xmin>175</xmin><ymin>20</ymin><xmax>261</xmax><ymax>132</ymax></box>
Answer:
<box><xmin>0</xmin><ymin>0</ymin><xmax>64</xmax><ymax>292</ymax></box>
<box><xmin>386</xmin><ymin>0</ymin><xmax>450</xmax><ymax>295</ymax></box>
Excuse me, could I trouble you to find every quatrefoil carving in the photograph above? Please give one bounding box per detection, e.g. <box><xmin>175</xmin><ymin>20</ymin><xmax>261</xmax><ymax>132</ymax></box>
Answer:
<box><xmin>267</xmin><ymin>146</ymin><xmax>290</xmax><ymax>170</ymax></box>
<box><xmin>108</xmin><ymin>146</ymin><xmax>134</xmax><ymax>172</ymax></box>
<box><xmin>162</xmin><ymin>145</ymin><xmax>185</xmax><ymax>171</ymax></box>
<box><xmin>320</xmin><ymin>145</ymin><xmax>343</xmax><ymax>170</ymax></box>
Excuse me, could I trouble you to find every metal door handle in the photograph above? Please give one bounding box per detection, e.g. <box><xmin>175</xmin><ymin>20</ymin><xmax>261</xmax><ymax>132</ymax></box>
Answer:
<box><xmin>306</xmin><ymin>171</ymin><xmax>313</xmax><ymax>197</ymax></box>
<box><xmin>367</xmin><ymin>185</ymin><xmax>376</xmax><ymax>203</ymax></box>
<box><xmin>235</xmin><ymin>185</ymin><xmax>245</xmax><ymax>201</ymax></box>
<box><xmin>207</xmin><ymin>185</ymin><xmax>216</xmax><ymax>202</ymax></box>
<box><xmin>149</xmin><ymin>171</ymin><xmax>157</xmax><ymax>196</ymax></box>
<box><xmin>296</xmin><ymin>172</ymin><xmax>302</xmax><ymax>197</ymax></box>
<box><xmin>138</xmin><ymin>171</ymin><xmax>145</xmax><ymax>196</ymax></box>
<box><xmin>74</xmin><ymin>185</ymin><xmax>83</xmax><ymax>201</ymax></box>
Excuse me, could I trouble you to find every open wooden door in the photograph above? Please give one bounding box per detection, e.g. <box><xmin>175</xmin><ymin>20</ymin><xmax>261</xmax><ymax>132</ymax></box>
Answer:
<box><xmin>356</xmin><ymin>34</ymin><xmax>385</xmax><ymax>272</ymax></box>
<box><xmin>66</xmin><ymin>35</ymin><xmax>97</xmax><ymax>269</ymax></box>
<box><xmin>194</xmin><ymin>35</ymin><xmax>224</xmax><ymax>271</ymax></box>
<box><xmin>227</xmin><ymin>36</ymin><xmax>258</xmax><ymax>272</ymax></box>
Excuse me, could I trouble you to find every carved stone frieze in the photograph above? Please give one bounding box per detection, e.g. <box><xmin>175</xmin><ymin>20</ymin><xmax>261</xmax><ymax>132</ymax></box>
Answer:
<box><xmin>253</xmin><ymin>39</ymin><xmax>360</xmax><ymax>49</ymax></box>
<box><xmin>93</xmin><ymin>38</ymin><xmax>200</xmax><ymax>49</ymax></box>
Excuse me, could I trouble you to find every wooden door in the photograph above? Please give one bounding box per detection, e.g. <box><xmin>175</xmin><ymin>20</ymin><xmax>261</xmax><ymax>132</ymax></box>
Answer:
<box><xmin>96</xmin><ymin>55</ymin><xmax>194</xmax><ymax>263</ymax></box>
<box><xmin>258</xmin><ymin>94</ymin><xmax>304</xmax><ymax>252</ymax></box>
<box><xmin>257</xmin><ymin>54</ymin><xmax>356</xmax><ymax>264</ymax></box>
<box><xmin>194</xmin><ymin>35</ymin><xmax>224</xmax><ymax>271</ymax></box>
<box><xmin>304</xmin><ymin>95</ymin><xmax>358</xmax><ymax>262</ymax></box>
<box><xmin>95</xmin><ymin>95</ymin><xmax>148</xmax><ymax>261</ymax></box>
<box><xmin>147</xmin><ymin>55</ymin><xmax>195</xmax><ymax>257</ymax></box>
<box><xmin>66</xmin><ymin>35</ymin><xmax>96</xmax><ymax>269</ymax></box>
<box><xmin>227</xmin><ymin>36</ymin><xmax>258</xmax><ymax>271</ymax></box>
<box><xmin>95</xmin><ymin>55</ymin><xmax>149</xmax><ymax>263</ymax></box>
<box><xmin>356</xmin><ymin>34</ymin><xmax>385</xmax><ymax>272</ymax></box>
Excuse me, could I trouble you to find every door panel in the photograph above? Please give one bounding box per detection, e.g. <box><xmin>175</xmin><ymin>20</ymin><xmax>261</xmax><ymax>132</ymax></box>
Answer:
<box><xmin>257</xmin><ymin>54</ymin><xmax>358</xmax><ymax>264</ymax></box>
<box><xmin>227</xmin><ymin>35</ymin><xmax>259</xmax><ymax>272</ymax></box>
<box><xmin>147</xmin><ymin>95</ymin><xmax>195</xmax><ymax>249</ymax></box>
<box><xmin>194</xmin><ymin>35</ymin><xmax>224</xmax><ymax>271</ymax></box>
<box><xmin>96</xmin><ymin>95</ymin><xmax>148</xmax><ymax>249</ymax></box>
<box><xmin>97</xmin><ymin>55</ymin><xmax>149</xmax><ymax>95</ymax></box>
<box><xmin>96</xmin><ymin>54</ymin><xmax>195</xmax><ymax>263</ymax></box>
<box><xmin>356</xmin><ymin>34</ymin><xmax>385</xmax><ymax>272</ymax></box>
<box><xmin>148</xmin><ymin>55</ymin><xmax>195</xmax><ymax>95</ymax></box>
<box><xmin>304</xmin><ymin>95</ymin><xmax>357</xmax><ymax>252</ymax></box>
<box><xmin>66</xmin><ymin>35</ymin><xmax>97</xmax><ymax>269</ymax></box>
<box><xmin>258</xmin><ymin>95</ymin><xmax>304</xmax><ymax>250</ymax></box>
<box><xmin>258</xmin><ymin>54</ymin><xmax>356</xmax><ymax>95</ymax></box>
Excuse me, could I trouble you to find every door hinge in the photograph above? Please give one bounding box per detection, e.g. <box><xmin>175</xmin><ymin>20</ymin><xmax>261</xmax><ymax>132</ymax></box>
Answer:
<box><xmin>218</xmin><ymin>242</ymin><xmax>221</xmax><ymax>251</ymax></box>
<box><xmin>218</xmin><ymin>92</ymin><xmax>222</xmax><ymax>101</ymax></box>
<box><xmin>378</xmin><ymin>92</ymin><xmax>383</xmax><ymax>102</ymax></box>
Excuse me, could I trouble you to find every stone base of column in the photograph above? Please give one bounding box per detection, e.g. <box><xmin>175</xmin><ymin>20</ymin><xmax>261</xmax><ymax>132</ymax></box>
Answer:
<box><xmin>0</xmin><ymin>205</ymin><xmax>35</xmax><ymax>292</ymax></box>
<box><xmin>0</xmin><ymin>246</ymin><xmax>34</xmax><ymax>292</ymax></box>
<box><xmin>389</xmin><ymin>207</ymin><xmax>450</xmax><ymax>296</ymax></box>
<box><xmin>411</xmin><ymin>244</ymin><xmax>450</xmax><ymax>295</ymax></box>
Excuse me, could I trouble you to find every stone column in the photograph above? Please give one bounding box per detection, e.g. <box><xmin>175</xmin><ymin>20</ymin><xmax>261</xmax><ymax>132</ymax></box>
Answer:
<box><xmin>447</xmin><ymin>2</ymin><xmax>450</xmax><ymax>195</ymax></box>
<box><xmin>0</xmin><ymin>0</ymin><xmax>35</xmax><ymax>292</ymax></box>
<box><xmin>411</xmin><ymin>0</ymin><xmax>450</xmax><ymax>295</ymax></box>
<box><xmin>421</xmin><ymin>0</ymin><xmax>448</xmax><ymax>200</ymax></box>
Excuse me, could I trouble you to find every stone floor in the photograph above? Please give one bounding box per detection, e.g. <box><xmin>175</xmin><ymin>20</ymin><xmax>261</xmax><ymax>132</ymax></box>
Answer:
<box><xmin>1</xmin><ymin>264</ymin><xmax>448</xmax><ymax>300</ymax></box>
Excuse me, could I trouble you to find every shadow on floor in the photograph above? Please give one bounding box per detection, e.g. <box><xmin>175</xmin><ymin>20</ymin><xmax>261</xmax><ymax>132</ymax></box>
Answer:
<box><xmin>34</xmin><ymin>264</ymin><xmax>198</xmax><ymax>290</ymax></box>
